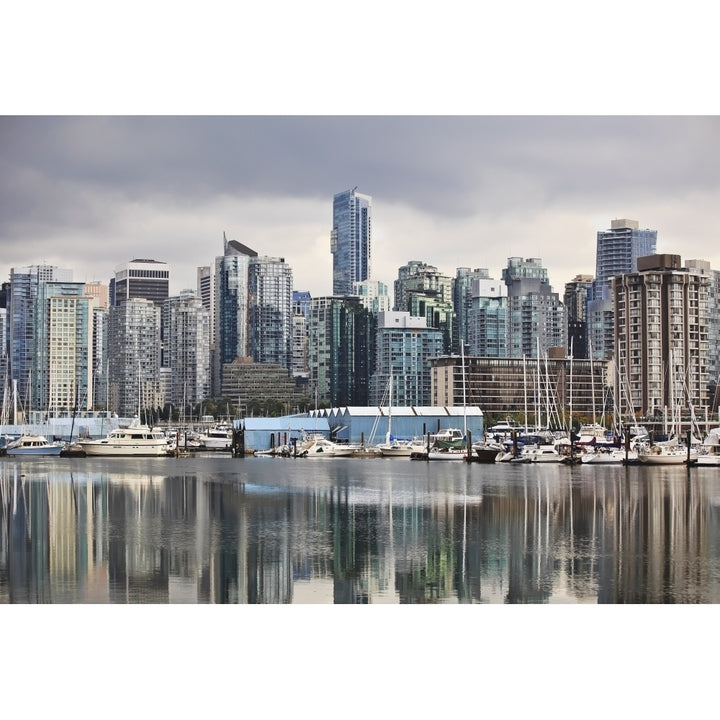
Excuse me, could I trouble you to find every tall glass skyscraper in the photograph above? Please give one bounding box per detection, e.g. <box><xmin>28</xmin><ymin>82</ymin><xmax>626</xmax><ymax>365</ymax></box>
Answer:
<box><xmin>330</xmin><ymin>188</ymin><xmax>372</xmax><ymax>296</ymax></box>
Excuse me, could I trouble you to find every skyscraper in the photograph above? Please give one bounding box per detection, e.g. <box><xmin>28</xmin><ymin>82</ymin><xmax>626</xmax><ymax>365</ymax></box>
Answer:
<box><xmin>112</xmin><ymin>259</ymin><xmax>170</xmax><ymax>307</ymax></box>
<box><xmin>331</xmin><ymin>188</ymin><xmax>372</xmax><ymax>296</ymax></box>
<box><xmin>213</xmin><ymin>237</ymin><xmax>257</xmax><ymax>395</ymax></box>
<box><xmin>108</xmin><ymin>298</ymin><xmax>161</xmax><ymax>417</ymax></box>
<box><xmin>589</xmin><ymin>219</ymin><xmax>657</xmax><ymax>360</ymax></box>
<box><xmin>163</xmin><ymin>290</ymin><xmax>211</xmax><ymax>408</ymax></box>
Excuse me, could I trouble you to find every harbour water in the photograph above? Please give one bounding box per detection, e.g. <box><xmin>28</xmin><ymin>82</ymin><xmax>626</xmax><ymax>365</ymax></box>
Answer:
<box><xmin>2</xmin><ymin>453</ymin><xmax>720</xmax><ymax>604</ymax></box>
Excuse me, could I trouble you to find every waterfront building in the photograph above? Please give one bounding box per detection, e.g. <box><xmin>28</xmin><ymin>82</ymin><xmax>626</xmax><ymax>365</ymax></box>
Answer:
<box><xmin>588</xmin><ymin>219</ymin><xmax>657</xmax><ymax>361</ymax></box>
<box><xmin>163</xmin><ymin>290</ymin><xmax>211</xmax><ymax>410</ymax></box>
<box><xmin>612</xmin><ymin>254</ymin><xmax>709</xmax><ymax>425</ymax></box>
<box><xmin>108</xmin><ymin>298</ymin><xmax>161</xmax><ymax>417</ymax></box>
<box><xmin>466</xmin><ymin>275</ymin><xmax>508</xmax><ymax>357</ymax></box>
<box><xmin>308</xmin><ymin>296</ymin><xmax>376</xmax><ymax>407</ymax></box>
<box><xmin>352</xmin><ymin>279</ymin><xmax>391</xmax><ymax>315</ymax></box>
<box><xmin>564</xmin><ymin>274</ymin><xmax>593</xmax><ymax>359</ymax></box>
<box><xmin>32</xmin><ymin>281</ymin><xmax>94</xmax><ymax>416</ymax></box>
<box><xmin>502</xmin><ymin>257</ymin><xmax>567</xmax><ymax>358</ymax></box>
<box><xmin>369</xmin><ymin>311</ymin><xmax>444</xmax><ymax>406</ymax></box>
<box><xmin>248</xmin><ymin>255</ymin><xmax>293</xmax><ymax>369</ymax></box>
<box><xmin>213</xmin><ymin>236</ymin><xmax>257</xmax><ymax>396</ymax></box>
<box><xmin>331</xmin><ymin>188</ymin><xmax>372</xmax><ymax>296</ymax></box>
<box><xmin>431</xmin><ymin>353</ymin><xmax>610</xmax><ymax>429</ymax></box>
<box><xmin>8</xmin><ymin>263</ymin><xmax>73</xmax><ymax>404</ymax></box>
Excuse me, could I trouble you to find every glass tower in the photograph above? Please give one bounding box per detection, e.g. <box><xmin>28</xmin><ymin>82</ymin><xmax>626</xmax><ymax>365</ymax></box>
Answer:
<box><xmin>331</xmin><ymin>188</ymin><xmax>372</xmax><ymax>296</ymax></box>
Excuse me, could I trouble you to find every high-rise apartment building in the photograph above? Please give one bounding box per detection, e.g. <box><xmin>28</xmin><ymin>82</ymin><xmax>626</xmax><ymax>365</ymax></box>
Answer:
<box><xmin>32</xmin><ymin>281</ymin><xmax>94</xmax><ymax>415</ymax></box>
<box><xmin>163</xmin><ymin>290</ymin><xmax>211</xmax><ymax>408</ymax></box>
<box><xmin>369</xmin><ymin>311</ymin><xmax>443</xmax><ymax>406</ymax></box>
<box><xmin>108</xmin><ymin>298</ymin><xmax>161</xmax><ymax>417</ymax></box>
<box><xmin>612</xmin><ymin>254</ymin><xmax>709</xmax><ymax>423</ymax></box>
<box><xmin>248</xmin><ymin>255</ymin><xmax>293</xmax><ymax>369</ymax></box>
<box><xmin>589</xmin><ymin>219</ymin><xmax>657</xmax><ymax>360</ymax></box>
<box><xmin>331</xmin><ymin>188</ymin><xmax>372</xmax><ymax>296</ymax></box>
<box><xmin>453</xmin><ymin>268</ymin><xmax>491</xmax><ymax>354</ymax></box>
<box><xmin>467</xmin><ymin>275</ymin><xmax>508</xmax><ymax>357</ymax></box>
<box><xmin>503</xmin><ymin>257</ymin><xmax>567</xmax><ymax>358</ymax></box>
<box><xmin>92</xmin><ymin>305</ymin><xmax>109</xmax><ymax>410</ymax></box>
<box><xmin>291</xmin><ymin>291</ymin><xmax>312</xmax><ymax>379</ymax></box>
<box><xmin>9</xmin><ymin>263</ymin><xmax>73</xmax><ymax>403</ymax></box>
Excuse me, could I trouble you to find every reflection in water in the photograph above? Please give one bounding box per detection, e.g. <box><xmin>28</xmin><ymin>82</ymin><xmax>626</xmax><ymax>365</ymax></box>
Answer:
<box><xmin>1</xmin><ymin>457</ymin><xmax>720</xmax><ymax>603</ymax></box>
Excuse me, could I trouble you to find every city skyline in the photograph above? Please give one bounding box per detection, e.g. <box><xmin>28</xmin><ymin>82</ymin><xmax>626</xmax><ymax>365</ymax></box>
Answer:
<box><xmin>2</xmin><ymin>116</ymin><xmax>719</xmax><ymax>299</ymax></box>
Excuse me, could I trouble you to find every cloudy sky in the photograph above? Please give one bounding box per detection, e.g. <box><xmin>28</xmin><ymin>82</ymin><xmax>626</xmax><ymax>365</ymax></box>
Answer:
<box><xmin>2</xmin><ymin>115</ymin><xmax>719</xmax><ymax>299</ymax></box>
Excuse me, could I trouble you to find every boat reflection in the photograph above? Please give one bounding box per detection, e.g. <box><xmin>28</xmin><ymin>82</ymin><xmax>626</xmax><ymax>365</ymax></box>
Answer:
<box><xmin>1</xmin><ymin>459</ymin><xmax>719</xmax><ymax>603</ymax></box>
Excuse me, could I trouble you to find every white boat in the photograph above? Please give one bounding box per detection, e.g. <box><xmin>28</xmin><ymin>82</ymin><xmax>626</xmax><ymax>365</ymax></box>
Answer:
<box><xmin>697</xmin><ymin>428</ymin><xmax>720</xmax><ymax>466</ymax></box>
<box><xmin>581</xmin><ymin>446</ymin><xmax>638</xmax><ymax>464</ymax></box>
<box><xmin>4</xmin><ymin>433</ymin><xmax>65</xmax><ymax>456</ymax></box>
<box><xmin>78</xmin><ymin>424</ymin><xmax>170</xmax><ymax>456</ymax></box>
<box><xmin>297</xmin><ymin>434</ymin><xmax>356</xmax><ymax>457</ymax></box>
<box><xmin>198</xmin><ymin>422</ymin><xmax>233</xmax><ymax>450</ymax></box>
<box><xmin>427</xmin><ymin>447</ymin><xmax>467</xmax><ymax>461</ymax></box>
<box><xmin>517</xmin><ymin>443</ymin><xmax>563</xmax><ymax>463</ymax></box>
<box><xmin>432</xmin><ymin>427</ymin><xmax>465</xmax><ymax>449</ymax></box>
<box><xmin>637</xmin><ymin>437</ymin><xmax>700</xmax><ymax>465</ymax></box>
<box><xmin>378</xmin><ymin>437</ymin><xmax>427</xmax><ymax>458</ymax></box>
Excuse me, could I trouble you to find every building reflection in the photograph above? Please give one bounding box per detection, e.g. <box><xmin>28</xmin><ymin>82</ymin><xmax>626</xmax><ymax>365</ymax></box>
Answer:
<box><xmin>1</xmin><ymin>461</ymin><xmax>720</xmax><ymax>603</ymax></box>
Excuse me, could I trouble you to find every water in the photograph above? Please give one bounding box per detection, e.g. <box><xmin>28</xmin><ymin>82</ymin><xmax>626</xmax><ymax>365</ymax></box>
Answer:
<box><xmin>2</xmin><ymin>454</ymin><xmax>720</xmax><ymax>603</ymax></box>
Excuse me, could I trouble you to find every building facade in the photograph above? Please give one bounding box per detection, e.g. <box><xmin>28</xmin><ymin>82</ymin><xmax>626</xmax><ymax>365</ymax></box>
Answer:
<box><xmin>331</xmin><ymin>188</ymin><xmax>372</xmax><ymax>296</ymax></box>
<box><xmin>588</xmin><ymin>219</ymin><xmax>657</xmax><ymax>361</ymax></box>
<box><xmin>502</xmin><ymin>257</ymin><xmax>567</xmax><ymax>358</ymax></box>
<box><xmin>108</xmin><ymin>298</ymin><xmax>161</xmax><ymax>417</ymax></box>
<box><xmin>612</xmin><ymin>254</ymin><xmax>709</xmax><ymax>426</ymax></box>
<box><xmin>248</xmin><ymin>255</ymin><xmax>293</xmax><ymax>369</ymax></box>
<box><xmin>369</xmin><ymin>311</ymin><xmax>444</xmax><ymax>406</ymax></box>
<box><xmin>32</xmin><ymin>281</ymin><xmax>94</xmax><ymax>416</ymax></box>
<box><xmin>163</xmin><ymin>290</ymin><xmax>211</xmax><ymax>409</ymax></box>
<box><xmin>308</xmin><ymin>296</ymin><xmax>376</xmax><ymax>407</ymax></box>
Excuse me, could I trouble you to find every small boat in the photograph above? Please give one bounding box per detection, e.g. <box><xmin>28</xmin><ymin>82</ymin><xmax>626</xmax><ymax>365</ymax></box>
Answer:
<box><xmin>377</xmin><ymin>437</ymin><xmax>427</xmax><ymax>458</ymax></box>
<box><xmin>432</xmin><ymin>428</ymin><xmax>465</xmax><ymax>449</ymax></box>
<box><xmin>581</xmin><ymin>447</ymin><xmax>638</xmax><ymax>465</ymax></box>
<box><xmin>77</xmin><ymin>423</ymin><xmax>170</xmax><ymax>457</ymax></box>
<box><xmin>697</xmin><ymin>428</ymin><xmax>720</xmax><ymax>466</ymax></box>
<box><xmin>5</xmin><ymin>433</ymin><xmax>65</xmax><ymax>456</ymax></box>
<box><xmin>427</xmin><ymin>447</ymin><xmax>467</xmax><ymax>461</ymax></box>
<box><xmin>197</xmin><ymin>422</ymin><xmax>233</xmax><ymax>450</ymax></box>
<box><xmin>297</xmin><ymin>434</ymin><xmax>356</xmax><ymax>457</ymax></box>
<box><xmin>471</xmin><ymin>440</ymin><xmax>504</xmax><ymax>463</ymax></box>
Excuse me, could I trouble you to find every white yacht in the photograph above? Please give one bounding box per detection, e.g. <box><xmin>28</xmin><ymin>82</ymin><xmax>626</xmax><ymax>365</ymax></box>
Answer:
<box><xmin>198</xmin><ymin>422</ymin><xmax>234</xmax><ymax>450</ymax></box>
<box><xmin>296</xmin><ymin>434</ymin><xmax>356</xmax><ymax>457</ymax></box>
<box><xmin>78</xmin><ymin>424</ymin><xmax>170</xmax><ymax>456</ymax></box>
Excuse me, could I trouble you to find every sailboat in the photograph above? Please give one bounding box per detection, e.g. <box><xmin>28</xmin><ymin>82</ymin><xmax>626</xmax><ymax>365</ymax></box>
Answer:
<box><xmin>374</xmin><ymin>375</ymin><xmax>424</xmax><ymax>457</ymax></box>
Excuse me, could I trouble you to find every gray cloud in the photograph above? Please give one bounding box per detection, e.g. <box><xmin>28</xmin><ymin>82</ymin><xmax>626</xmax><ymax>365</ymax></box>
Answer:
<box><xmin>1</xmin><ymin>115</ymin><xmax>718</xmax><ymax>295</ymax></box>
